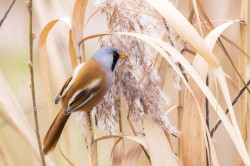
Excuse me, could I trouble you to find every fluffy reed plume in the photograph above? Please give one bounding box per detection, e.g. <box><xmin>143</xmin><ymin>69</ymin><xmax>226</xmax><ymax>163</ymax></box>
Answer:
<box><xmin>79</xmin><ymin>0</ymin><xmax>178</xmax><ymax>135</ymax></box>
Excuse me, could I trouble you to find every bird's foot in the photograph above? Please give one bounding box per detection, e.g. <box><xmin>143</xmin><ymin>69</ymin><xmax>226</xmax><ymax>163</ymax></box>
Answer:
<box><xmin>64</xmin><ymin>107</ymin><xmax>72</xmax><ymax>115</ymax></box>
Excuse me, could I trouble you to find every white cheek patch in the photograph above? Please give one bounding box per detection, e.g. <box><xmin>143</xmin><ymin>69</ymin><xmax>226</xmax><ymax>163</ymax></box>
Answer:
<box><xmin>64</xmin><ymin>63</ymin><xmax>84</xmax><ymax>94</ymax></box>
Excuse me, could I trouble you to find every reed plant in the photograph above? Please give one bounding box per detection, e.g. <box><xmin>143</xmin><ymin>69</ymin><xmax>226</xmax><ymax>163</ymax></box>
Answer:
<box><xmin>0</xmin><ymin>0</ymin><xmax>249</xmax><ymax>165</ymax></box>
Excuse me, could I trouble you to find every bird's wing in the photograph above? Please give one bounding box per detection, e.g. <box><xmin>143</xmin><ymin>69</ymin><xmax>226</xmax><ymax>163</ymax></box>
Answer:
<box><xmin>54</xmin><ymin>63</ymin><xmax>85</xmax><ymax>104</ymax></box>
<box><xmin>54</xmin><ymin>76</ymin><xmax>73</xmax><ymax>104</ymax></box>
<box><xmin>63</xmin><ymin>78</ymin><xmax>103</xmax><ymax>115</ymax></box>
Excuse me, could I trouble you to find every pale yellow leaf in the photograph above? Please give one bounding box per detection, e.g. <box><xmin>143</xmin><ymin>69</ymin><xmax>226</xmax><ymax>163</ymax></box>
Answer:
<box><xmin>143</xmin><ymin>115</ymin><xmax>180</xmax><ymax>166</ymax></box>
<box><xmin>71</xmin><ymin>0</ymin><xmax>88</xmax><ymax>62</ymax></box>
<box><xmin>69</xmin><ymin>30</ymin><xmax>78</xmax><ymax>68</ymax></box>
<box><xmin>0</xmin><ymin>73</ymin><xmax>55</xmax><ymax>166</ymax></box>
<box><xmin>145</xmin><ymin>0</ymin><xmax>220</xmax><ymax>68</ymax></box>
<box><xmin>121</xmin><ymin>142</ymin><xmax>142</xmax><ymax>166</ymax></box>
<box><xmin>38</xmin><ymin>18</ymin><xmax>71</xmax><ymax>119</ymax></box>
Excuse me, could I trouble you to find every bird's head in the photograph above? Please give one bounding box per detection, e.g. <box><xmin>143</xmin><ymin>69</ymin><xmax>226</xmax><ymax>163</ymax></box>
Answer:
<box><xmin>93</xmin><ymin>47</ymin><xmax>127</xmax><ymax>72</ymax></box>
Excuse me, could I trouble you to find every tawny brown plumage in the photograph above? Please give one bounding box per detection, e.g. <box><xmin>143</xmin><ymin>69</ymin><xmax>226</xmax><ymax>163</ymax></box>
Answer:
<box><xmin>43</xmin><ymin>47</ymin><xmax>126</xmax><ymax>154</ymax></box>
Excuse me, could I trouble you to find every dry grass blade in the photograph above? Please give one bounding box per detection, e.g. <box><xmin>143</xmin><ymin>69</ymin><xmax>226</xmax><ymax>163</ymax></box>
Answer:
<box><xmin>95</xmin><ymin>135</ymin><xmax>147</xmax><ymax>150</ymax></box>
<box><xmin>80</xmin><ymin>30</ymin><xmax>249</xmax><ymax>164</ymax></box>
<box><xmin>145</xmin><ymin>0</ymin><xmax>220</xmax><ymax>68</ymax></box>
<box><xmin>180</xmin><ymin>22</ymin><xmax>234</xmax><ymax>166</ymax></box>
<box><xmin>111</xmin><ymin>138</ymin><xmax>124</xmax><ymax>166</ymax></box>
<box><xmin>58</xmin><ymin>147</ymin><xmax>75</xmax><ymax>166</ymax></box>
<box><xmin>121</xmin><ymin>142</ymin><xmax>142</xmax><ymax>166</ymax></box>
<box><xmin>0</xmin><ymin>73</ymin><xmax>55</xmax><ymax>166</ymax></box>
<box><xmin>0</xmin><ymin>107</ymin><xmax>19</xmax><ymax>133</ymax></box>
<box><xmin>164</xmin><ymin>105</ymin><xmax>178</xmax><ymax>114</ymax></box>
<box><xmin>143</xmin><ymin>115</ymin><xmax>180</xmax><ymax>166</ymax></box>
<box><xmin>180</xmin><ymin>55</ymin><xmax>207</xmax><ymax>165</ymax></box>
<box><xmin>238</xmin><ymin>0</ymin><xmax>248</xmax><ymax>152</ymax></box>
<box><xmin>0</xmin><ymin>0</ymin><xmax>16</xmax><ymax>27</ymax></box>
<box><xmin>210</xmin><ymin>79</ymin><xmax>250</xmax><ymax>137</ymax></box>
<box><xmin>196</xmin><ymin>3</ymin><xmax>250</xmax><ymax>93</ymax></box>
<box><xmin>214</xmin><ymin>67</ymin><xmax>249</xmax><ymax>158</ymax></box>
<box><xmin>39</xmin><ymin>19</ymin><xmax>60</xmax><ymax>119</ymax></box>
<box><xmin>191</xmin><ymin>0</ymin><xmax>203</xmax><ymax>37</ymax></box>
<box><xmin>220</xmin><ymin>35</ymin><xmax>250</xmax><ymax>60</ymax></box>
<box><xmin>39</xmin><ymin>18</ymin><xmax>71</xmax><ymax>119</ymax></box>
<box><xmin>0</xmin><ymin>139</ymin><xmax>11</xmax><ymax>166</ymax></box>
<box><xmin>114</xmin><ymin>31</ymin><xmax>248</xmax><ymax>164</ymax></box>
<box><xmin>71</xmin><ymin>0</ymin><xmax>88</xmax><ymax>62</ymax></box>
<box><xmin>84</xmin><ymin>7</ymin><xmax>108</xmax><ymax>30</ymax></box>
<box><xmin>69</xmin><ymin>30</ymin><xmax>78</xmax><ymax>68</ymax></box>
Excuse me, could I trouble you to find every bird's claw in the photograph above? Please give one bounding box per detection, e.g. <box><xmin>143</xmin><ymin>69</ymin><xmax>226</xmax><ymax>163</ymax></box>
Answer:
<box><xmin>64</xmin><ymin>107</ymin><xmax>72</xmax><ymax>115</ymax></box>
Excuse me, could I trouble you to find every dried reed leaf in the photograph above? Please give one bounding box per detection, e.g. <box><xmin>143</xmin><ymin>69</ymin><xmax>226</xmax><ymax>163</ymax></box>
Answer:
<box><xmin>114</xmin><ymin>31</ymin><xmax>249</xmax><ymax>164</ymax></box>
<box><xmin>0</xmin><ymin>107</ymin><xmax>19</xmax><ymax>133</ymax></box>
<box><xmin>0</xmin><ymin>73</ymin><xmax>55</xmax><ymax>166</ymax></box>
<box><xmin>111</xmin><ymin>138</ymin><xmax>124</xmax><ymax>166</ymax></box>
<box><xmin>39</xmin><ymin>18</ymin><xmax>71</xmax><ymax>119</ymax></box>
<box><xmin>69</xmin><ymin>30</ymin><xmax>78</xmax><ymax>68</ymax></box>
<box><xmin>110</xmin><ymin>138</ymin><xmax>144</xmax><ymax>166</ymax></box>
<box><xmin>214</xmin><ymin>68</ymin><xmax>249</xmax><ymax>162</ymax></box>
<box><xmin>39</xmin><ymin>19</ymin><xmax>60</xmax><ymax>119</ymax></box>
<box><xmin>179</xmin><ymin>22</ymin><xmax>235</xmax><ymax>166</ymax></box>
<box><xmin>148</xmin><ymin>22</ymin><xmax>250</xmax><ymax>164</ymax></box>
<box><xmin>165</xmin><ymin>105</ymin><xmax>178</xmax><ymax>115</ymax></box>
<box><xmin>191</xmin><ymin>0</ymin><xmax>203</xmax><ymax>37</ymax></box>
<box><xmin>145</xmin><ymin>0</ymin><xmax>220</xmax><ymax>68</ymax></box>
<box><xmin>71</xmin><ymin>0</ymin><xmax>88</xmax><ymax>61</ymax></box>
<box><xmin>220</xmin><ymin>35</ymin><xmax>250</xmax><ymax>59</ymax></box>
<box><xmin>143</xmin><ymin>115</ymin><xmax>180</xmax><ymax>166</ymax></box>
<box><xmin>39</xmin><ymin>18</ymin><xmax>74</xmax><ymax>163</ymax></box>
<box><xmin>59</xmin><ymin>146</ymin><xmax>75</xmax><ymax>166</ymax></box>
<box><xmin>196</xmin><ymin>1</ymin><xmax>250</xmax><ymax>93</ymax></box>
<box><xmin>0</xmin><ymin>133</ymin><xmax>12</xmax><ymax>166</ymax></box>
<box><xmin>95</xmin><ymin>135</ymin><xmax>147</xmax><ymax>149</ymax></box>
<box><xmin>81</xmin><ymin>30</ymin><xmax>249</xmax><ymax>164</ymax></box>
<box><xmin>180</xmin><ymin>55</ymin><xmax>207</xmax><ymax>165</ymax></box>
<box><xmin>238</xmin><ymin>0</ymin><xmax>248</xmax><ymax>151</ymax></box>
<box><xmin>121</xmin><ymin>142</ymin><xmax>142</xmax><ymax>166</ymax></box>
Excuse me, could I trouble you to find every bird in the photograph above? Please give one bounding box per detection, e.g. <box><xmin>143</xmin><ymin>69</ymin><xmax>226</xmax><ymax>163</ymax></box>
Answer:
<box><xmin>43</xmin><ymin>47</ymin><xmax>126</xmax><ymax>154</ymax></box>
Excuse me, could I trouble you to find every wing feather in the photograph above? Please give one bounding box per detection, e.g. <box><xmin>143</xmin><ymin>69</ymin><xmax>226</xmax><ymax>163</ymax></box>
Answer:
<box><xmin>55</xmin><ymin>76</ymin><xmax>73</xmax><ymax>104</ymax></box>
<box><xmin>65</xmin><ymin>78</ymin><xmax>103</xmax><ymax>114</ymax></box>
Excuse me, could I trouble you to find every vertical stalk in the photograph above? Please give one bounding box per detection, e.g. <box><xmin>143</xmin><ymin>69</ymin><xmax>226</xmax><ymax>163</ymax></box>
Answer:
<box><xmin>80</xmin><ymin>35</ymin><xmax>97</xmax><ymax>165</ymax></box>
<box><xmin>239</xmin><ymin>0</ymin><xmax>248</xmax><ymax>165</ymax></box>
<box><xmin>84</xmin><ymin>112</ymin><xmax>98</xmax><ymax>166</ymax></box>
<box><xmin>177</xmin><ymin>83</ymin><xmax>183</xmax><ymax>158</ymax></box>
<box><xmin>26</xmin><ymin>0</ymin><xmax>46</xmax><ymax>165</ymax></box>
<box><xmin>239</xmin><ymin>0</ymin><xmax>248</xmax><ymax>144</ymax></box>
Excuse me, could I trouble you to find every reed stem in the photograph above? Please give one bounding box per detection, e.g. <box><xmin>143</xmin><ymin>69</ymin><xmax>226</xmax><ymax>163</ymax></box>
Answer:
<box><xmin>238</xmin><ymin>0</ymin><xmax>248</xmax><ymax>145</ymax></box>
<box><xmin>84</xmin><ymin>112</ymin><xmax>98</xmax><ymax>166</ymax></box>
<box><xmin>26</xmin><ymin>0</ymin><xmax>46</xmax><ymax>165</ymax></box>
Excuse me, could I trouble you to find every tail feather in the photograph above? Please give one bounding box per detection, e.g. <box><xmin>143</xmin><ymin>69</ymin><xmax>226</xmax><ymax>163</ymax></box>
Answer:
<box><xmin>43</xmin><ymin>108</ymin><xmax>70</xmax><ymax>154</ymax></box>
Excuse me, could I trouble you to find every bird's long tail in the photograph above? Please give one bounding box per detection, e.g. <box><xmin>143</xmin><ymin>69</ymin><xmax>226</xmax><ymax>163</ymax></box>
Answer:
<box><xmin>43</xmin><ymin>108</ymin><xmax>70</xmax><ymax>154</ymax></box>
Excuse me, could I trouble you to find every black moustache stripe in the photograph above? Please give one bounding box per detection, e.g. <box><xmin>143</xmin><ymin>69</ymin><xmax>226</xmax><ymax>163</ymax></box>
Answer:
<box><xmin>111</xmin><ymin>52</ymin><xmax>119</xmax><ymax>71</ymax></box>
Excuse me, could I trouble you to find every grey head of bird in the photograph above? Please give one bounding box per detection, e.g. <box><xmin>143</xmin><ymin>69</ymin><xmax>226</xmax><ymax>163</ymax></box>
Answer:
<box><xmin>93</xmin><ymin>47</ymin><xmax>126</xmax><ymax>72</ymax></box>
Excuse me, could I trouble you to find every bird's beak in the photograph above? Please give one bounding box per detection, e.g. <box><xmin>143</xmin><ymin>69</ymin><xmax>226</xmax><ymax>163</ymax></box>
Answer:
<box><xmin>119</xmin><ymin>53</ymin><xmax>127</xmax><ymax>58</ymax></box>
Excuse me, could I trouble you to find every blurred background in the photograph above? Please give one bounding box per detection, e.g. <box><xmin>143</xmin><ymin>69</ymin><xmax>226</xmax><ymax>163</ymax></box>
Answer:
<box><xmin>0</xmin><ymin>0</ymin><xmax>249</xmax><ymax>165</ymax></box>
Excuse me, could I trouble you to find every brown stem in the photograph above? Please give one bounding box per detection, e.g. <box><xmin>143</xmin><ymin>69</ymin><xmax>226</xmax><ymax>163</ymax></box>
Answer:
<box><xmin>0</xmin><ymin>0</ymin><xmax>16</xmax><ymax>27</ymax></box>
<box><xmin>210</xmin><ymin>79</ymin><xmax>250</xmax><ymax>137</ymax></box>
<box><xmin>26</xmin><ymin>0</ymin><xmax>46</xmax><ymax>165</ymax></box>
<box><xmin>84</xmin><ymin>111</ymin><xmax>98</xmax><ymax>166</ymax></box>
